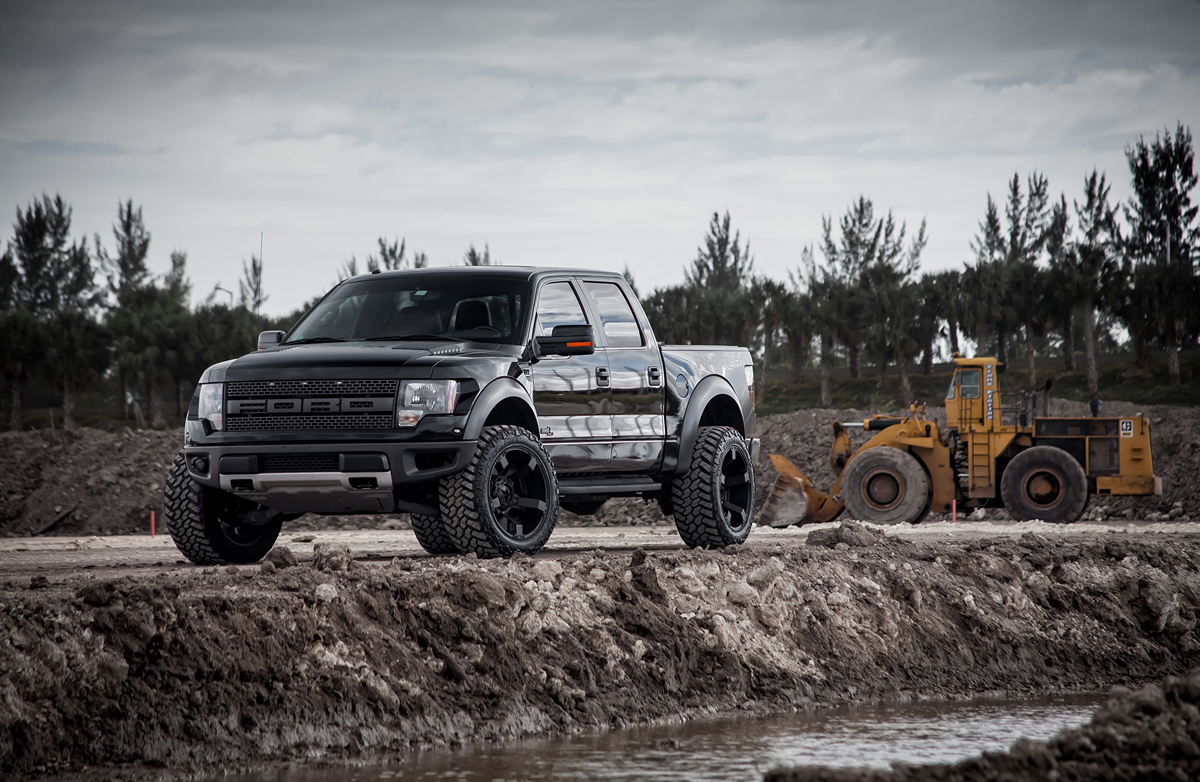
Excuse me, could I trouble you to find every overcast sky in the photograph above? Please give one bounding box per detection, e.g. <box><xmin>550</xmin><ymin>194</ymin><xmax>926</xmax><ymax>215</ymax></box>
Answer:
<box><xmin>2</xmin><ymin>0</ymin><xmax>1198</xmax><ymax>315</ymax></box>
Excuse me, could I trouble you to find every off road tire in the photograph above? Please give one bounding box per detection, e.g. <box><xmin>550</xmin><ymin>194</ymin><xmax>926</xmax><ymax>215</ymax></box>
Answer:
<box><xmin>441</xmin><ymin>425</ymin><xmax>559</xmax><ymax>558</ymax></box>
<box><xmin>411</xmin><ymin>512</ymin><xmax>461</xmax><ymax>555</ymax></box>
<box><xmin>164</xmin><ymin>452</ymin><xmax>282</xmax><ymax>564</ymax></box>
<box><xmin>1001</xmin><ymin>446</ymin><xmax>1088</xmax><ymax>523</ymax></box>
<box><xmin>841</xmin><ymin>447</ymin><xmax>930</xmax><ymax>524</ymax></box>
<box><xmin>671</xmin><ymin>426</ymin><xmax>755</xmax><ymax>549</ymax></box>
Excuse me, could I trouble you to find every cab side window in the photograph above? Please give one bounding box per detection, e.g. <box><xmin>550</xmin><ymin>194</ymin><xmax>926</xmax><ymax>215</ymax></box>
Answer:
<box><xmin>535</xmin><ymin>282</ymin><xmax>588</xmax><ymax>337</ymax></box>
<box><xmin>958</xmin><ymin>369</ymin><xmax>982</xmax><ymax>399</ymax></box>
<box><xmin>583</xmin><ymin>281</ymin><xmax>643</xmax><ymax>347</ymax></box>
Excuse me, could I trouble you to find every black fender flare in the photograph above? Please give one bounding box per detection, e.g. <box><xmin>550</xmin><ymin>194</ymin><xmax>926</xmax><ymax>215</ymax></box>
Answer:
<box><xmin>462</xmin><ymin>377</ymin><xmax>540</xmax><ymax>441</ymax></box>
<box><xmin>669</xmin><ymin>374</ymin><xmax>744</xmax><ymax>477</ymax></box>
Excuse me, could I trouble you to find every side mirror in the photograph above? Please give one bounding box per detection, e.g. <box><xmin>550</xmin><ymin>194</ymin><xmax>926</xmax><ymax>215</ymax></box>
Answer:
<box><xmin>533</xmin><ymin>324</ymin><xmax>595</xmax><ymax>358</ymax></box>
<box><xmin>258</xmin><ymin>330</ymin><xmax>285</xmax><ymax>350</ymax></box>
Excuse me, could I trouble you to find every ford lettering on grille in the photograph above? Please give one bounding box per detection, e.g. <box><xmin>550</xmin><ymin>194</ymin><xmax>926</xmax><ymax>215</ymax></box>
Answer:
<box><xmin>225</xmin><ymin>379</ymin><xmax>398</xmax><ymax>431</ymax></box>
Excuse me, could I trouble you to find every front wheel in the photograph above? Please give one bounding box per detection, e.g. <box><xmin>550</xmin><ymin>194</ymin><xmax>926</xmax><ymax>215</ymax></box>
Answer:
<box><xmin>164</xmin><ymin>452</ymin><xmax>282</xmax><ymax>564</ymax></box>
<box><xmin>672</xmin><ymin>426</ymin><xmax>755</xmax><ymax>548</ymax></box>
<box><xmin>441</xmin><ymin>425</ymin><xmax>559</xmax><ymax>558</ymax></box>
<box><xmin>841</xmin><ymin>447</ymin><xmax>930</xmax><ymax>524</ymax></box>
<box><xmin>1000</xmin><ymin>446</ymin><xmax>1088</xmax><ymax>523</ymax></box>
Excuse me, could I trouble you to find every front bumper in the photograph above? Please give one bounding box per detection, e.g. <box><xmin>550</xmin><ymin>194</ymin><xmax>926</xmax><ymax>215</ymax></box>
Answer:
<box><xmin>183</xmin><ymin>440</ymin><xmax>476</xmax><ymax>514</ymax></box>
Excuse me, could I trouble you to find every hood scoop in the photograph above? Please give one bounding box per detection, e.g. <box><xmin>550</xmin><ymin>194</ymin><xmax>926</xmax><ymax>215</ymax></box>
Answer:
<box><xmin>423</xmin><ymin>343</ymin><xmax>465</xmax><ymax>355</ymax></box>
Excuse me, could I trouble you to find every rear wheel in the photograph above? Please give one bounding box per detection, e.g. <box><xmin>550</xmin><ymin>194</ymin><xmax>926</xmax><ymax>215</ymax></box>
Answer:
<box><xmin>671</xmin><ymin>426</ymin><xmax>755</xmax><ymax>548</ymax></box>
<box><xmin>442</xmin><ymin>425</ymin><xmax>559</xmax><ymax>558</ymax></box>
<box><xmin>841</xmin><ymin>447</ymin><xmax>930</xmax><ymax>524</ymax></box>
<box><xmin>1001</xmin><ymin>446</ymin><xmax>1088</xmax><ymax>523</ymax></box>
<box><xmin>164</xmin><ymin>452</ymin><xmax>282</xmax><ymax>565</ymax></box>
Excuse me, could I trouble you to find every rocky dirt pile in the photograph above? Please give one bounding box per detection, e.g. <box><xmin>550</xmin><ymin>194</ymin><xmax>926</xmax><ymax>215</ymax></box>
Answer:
<box><xmin>3</xmin><ymin>529</ymin><xmax>1200</xmax><ymax>778</ymax></box>
<box><xmin>765</xmin><ymin>668</ymin><xmax>1200</xmax><ymax>781</ymax></box>
<box><xmin>0</xmin><ymin>428</ymin><xmax>179</xmax><ymax>537</ymax></box>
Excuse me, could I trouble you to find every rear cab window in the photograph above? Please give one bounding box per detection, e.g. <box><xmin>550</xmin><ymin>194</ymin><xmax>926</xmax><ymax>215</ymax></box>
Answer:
<box><xmin>583</xmin><ymin>281</ymin><xmax>644</xmax><ymax>348</ymax></box>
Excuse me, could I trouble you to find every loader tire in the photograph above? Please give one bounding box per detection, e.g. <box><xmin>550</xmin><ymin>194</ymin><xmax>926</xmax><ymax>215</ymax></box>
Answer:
<box><xmin>671</xmin><ymin>426</ymin><xmax>755</xmax><ymax>548</ymax></box>
<box><xmin>411</xmin><ymin>511</ymin><xmax>462</xmax><ymax>556</ymax></box>
<box><xmin>164</xmin><ymin>452</ymin><xmax>281</xmax><ymax>565</ymax></box>
<box><xmin>841</xmin><ymin>447</ymin><xmax>930</xmax><ymax>524</ymax></box>
<box><xmin>1001</xmin><ymin>446</ymin><xmax>1088</xmax><ymax>523</ymax></box>
<box><xmin>442</xmin><ymin>425</ymin><xmax>558</xmax><ymax>558</ymax></box>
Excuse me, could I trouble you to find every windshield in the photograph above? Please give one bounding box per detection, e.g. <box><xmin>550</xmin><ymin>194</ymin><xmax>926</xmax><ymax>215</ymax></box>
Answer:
<box><xmin>286</xmin><ymin>273</ymin><xmax>530</xmax><ymax>345</ymax></box>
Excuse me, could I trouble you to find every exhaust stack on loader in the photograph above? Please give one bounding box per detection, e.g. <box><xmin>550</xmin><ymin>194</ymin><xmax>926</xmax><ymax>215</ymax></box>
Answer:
<box><xmin>758</xmin><ymin>356</ymin><xmax>1161</xmax><ymax>528</ymax></box>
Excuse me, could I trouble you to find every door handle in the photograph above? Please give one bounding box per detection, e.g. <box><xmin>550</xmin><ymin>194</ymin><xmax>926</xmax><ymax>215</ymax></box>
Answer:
<box><xmin>596</xmin><ymin>367</ymin><xmax>610</xmax><ymax>387</ymax></box>
<box><xmin>648</xmin><ymin>366</ymin><xmax>661</xmax><ymax>386</ymax></box>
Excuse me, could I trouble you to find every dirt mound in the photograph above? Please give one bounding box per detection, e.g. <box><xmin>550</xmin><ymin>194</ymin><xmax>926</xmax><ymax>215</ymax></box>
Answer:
<box><xmin>765</xmin><ymin>668</ymin><xmax>1200</xmax><ymax>781</ymax></box>
<box><xmin>3</xmin><ymin>532</ymin><xmax>1200</xmax><ymax>777</ymax></box>
<box><xmin>0</xmin><ymin>428</ymin><xmax>179</xmax><ymax>537</ymax></box>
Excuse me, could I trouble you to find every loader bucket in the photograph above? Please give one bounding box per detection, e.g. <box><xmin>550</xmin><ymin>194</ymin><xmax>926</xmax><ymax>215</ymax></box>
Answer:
<box><xmin>757</xmin><ymin>454</ymin><xmax>834</xmax><ymax>528</ymax></box>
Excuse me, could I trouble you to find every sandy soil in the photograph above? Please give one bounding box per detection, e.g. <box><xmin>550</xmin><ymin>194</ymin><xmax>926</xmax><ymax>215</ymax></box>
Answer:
<box><xmin>3</xmin><ymin>525</ymin><xmax>1200</xmax><ymax>779</ymax></box>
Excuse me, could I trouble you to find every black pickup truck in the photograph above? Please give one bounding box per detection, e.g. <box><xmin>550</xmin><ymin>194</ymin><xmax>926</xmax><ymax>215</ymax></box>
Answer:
<box><xmin>166</xmin><ymin>267</ymin><xmax>759</xmax><ymax>562</ymax></box>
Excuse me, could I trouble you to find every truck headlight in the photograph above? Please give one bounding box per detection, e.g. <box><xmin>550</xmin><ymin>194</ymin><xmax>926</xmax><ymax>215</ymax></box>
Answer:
<box><xmin>198</xmin><ymin>383</ymin><xmax>224</xmax><ymax>431</ymax></box>
<box><xmin>397</xmin><ymin>380</ymin><xmax>460</xmax><ymax>427</ymax></box>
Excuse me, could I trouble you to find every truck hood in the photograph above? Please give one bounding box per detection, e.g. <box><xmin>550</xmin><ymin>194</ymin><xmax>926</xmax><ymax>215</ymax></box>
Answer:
<box><xmin>200</xmin><ymin>341</ymin><xmax>504</xmax><ymax>383</ymax></box>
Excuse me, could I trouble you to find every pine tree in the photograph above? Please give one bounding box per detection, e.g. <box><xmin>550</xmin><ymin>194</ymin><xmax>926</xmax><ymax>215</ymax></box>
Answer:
<box><xmin>1123</xmin><ymin>123</ymin><xmax>1198</xmax><ymax>385</ymax></box>
<box><xmin>463</xmin><ymin>244</ymin><xmax>493</xmax><ymax>266</ymax></box>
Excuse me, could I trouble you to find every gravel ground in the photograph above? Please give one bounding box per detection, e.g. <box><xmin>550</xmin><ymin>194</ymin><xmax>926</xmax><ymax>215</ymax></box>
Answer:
<box><xmin>3</xmin><ymin>526</ymin><xmax>1200</xmax><ymax>779</ymax></box>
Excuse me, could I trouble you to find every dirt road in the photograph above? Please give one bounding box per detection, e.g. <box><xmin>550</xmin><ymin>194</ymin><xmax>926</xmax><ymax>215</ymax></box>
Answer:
<box><xmin>2</xmin><ymin>519</ymin><xmax>1199</xmax><ymax>579</ymax></box>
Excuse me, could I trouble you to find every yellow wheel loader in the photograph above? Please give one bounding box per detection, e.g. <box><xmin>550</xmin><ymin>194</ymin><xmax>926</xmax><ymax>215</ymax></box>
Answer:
<box><xmin>759</xmin><ymin>356</ymin><xmax>1162</xmax><ymax>527</ymax></box>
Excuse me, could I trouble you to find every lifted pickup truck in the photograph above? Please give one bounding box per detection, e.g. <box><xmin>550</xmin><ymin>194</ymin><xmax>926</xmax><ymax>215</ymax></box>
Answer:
<box><xmin>166</xmin><ymin>267</ymin><xmax>759</xmax><ymax>563</ymax></box>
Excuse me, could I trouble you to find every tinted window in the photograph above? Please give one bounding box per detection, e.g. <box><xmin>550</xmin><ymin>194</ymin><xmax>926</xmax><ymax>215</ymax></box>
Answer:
<box><xmin>584</xmin><ymin>281</ymin><xmax>643</xmax><ymax>347</ymax></box>
<box><xmin>535</xmin><ymin>282</ymin><xmax>588</xmax><ymax>336</ymax></box>
<box><xmin>286</xmin><ymin>274</ymin><xmax>527</xmax><ymax>345</ymax></box>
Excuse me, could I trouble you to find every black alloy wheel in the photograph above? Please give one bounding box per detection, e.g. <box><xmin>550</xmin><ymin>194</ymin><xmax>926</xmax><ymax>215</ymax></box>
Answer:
<box><xmin>442</xmin><ymin>425</ymin><xmax>559</xmax><ymax>557</ymax></box>
<box><xmin>488</xmin><ymin>444</ymin><xmax>552</xmax><ymax>546</ymax></box>
<box><xmin>672</xmin><ymin>426</ymin><xmax>755</xmax><ymax>548</ymax></box>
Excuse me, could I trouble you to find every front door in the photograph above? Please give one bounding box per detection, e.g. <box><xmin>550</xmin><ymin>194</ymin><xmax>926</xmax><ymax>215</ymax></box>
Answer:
<box><xmin>581</xmin><ymin>280</ymin><xmax>664</xmax><ymax>472</ymax></box>
<box><xmin>528</xmin><ymin>280</ymin><xmax>612</xmax><ymax>472</ymax></box>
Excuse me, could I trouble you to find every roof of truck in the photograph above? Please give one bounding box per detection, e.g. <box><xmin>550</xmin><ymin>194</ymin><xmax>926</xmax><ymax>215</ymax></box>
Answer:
<box><xmin>345</xmin><ymin>267</ymin><xmax>625</xmax><ymax>283</ymax></box>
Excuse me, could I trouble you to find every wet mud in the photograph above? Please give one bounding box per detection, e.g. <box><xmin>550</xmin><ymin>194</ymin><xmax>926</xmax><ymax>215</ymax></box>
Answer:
<box><xmin>765</xmin><ymin>668</ymin><xmax>1200</xmax><ymax>781</ymax></box>
<box><xmin>4</xmin><ymin>529</ymin><xmax>1200</xmax><ymax>779</ymax></box>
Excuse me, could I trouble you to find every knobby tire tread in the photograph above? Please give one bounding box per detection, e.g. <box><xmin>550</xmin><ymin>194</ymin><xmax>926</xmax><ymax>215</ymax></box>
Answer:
<box><xmin>165</xmin><ymin>452</ymin><xmax>223</xmax><ymax>565</ymax></box>
<box><xmin>411</xmin><ymin>512</ymin><xmax>461</xmax><ymax>555</ymax></box>
<box><xmin>442</xmin><ymin>425</ymin><xmax>558</xmax><ymax>558</ymax></box>
<box><xmin>672</xmin><ymin>426</ymin><xmax>752</xmax><ymax>549</ymax></box>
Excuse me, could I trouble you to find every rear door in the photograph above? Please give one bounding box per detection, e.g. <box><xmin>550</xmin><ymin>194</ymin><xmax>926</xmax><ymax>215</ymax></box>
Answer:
<box><xmin>580</xmin><ymin>279</ymin><xmax>665</xmax><ymax>472</ymax></box>
<box><xmin>528</xmin><ymin>279</ymin><xmax>612</xmax><ymax>472</ymax></box>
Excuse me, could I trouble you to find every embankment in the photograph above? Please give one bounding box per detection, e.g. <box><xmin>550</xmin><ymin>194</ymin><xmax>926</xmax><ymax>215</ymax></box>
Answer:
<box><xmin>3</xmin><ymin>528</ymin><xmax>1200</xmax><ymax>778</ymax></box>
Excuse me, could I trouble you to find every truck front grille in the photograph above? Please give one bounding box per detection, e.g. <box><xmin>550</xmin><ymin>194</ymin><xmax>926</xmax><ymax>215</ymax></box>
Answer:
<box><xmin>259</xmin><ymin>453</ymin><xmax>340</xmax><ymax>472</ymax></box>
<box><xmin>225</xmin><ymin>414</ymin><xmax>394</xmax><ymax>432</ymax></box>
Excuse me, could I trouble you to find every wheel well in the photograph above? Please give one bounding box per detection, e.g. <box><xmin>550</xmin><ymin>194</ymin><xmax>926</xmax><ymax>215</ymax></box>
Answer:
<box><xmin>483</xmin><ymin>397</ymin><xmax>539</xmax><ymax>435</ymax></box>
<box><xmin>698</xmin><ymin>394</ymin><xmax>745</xmax><ymax>436</ymax></box>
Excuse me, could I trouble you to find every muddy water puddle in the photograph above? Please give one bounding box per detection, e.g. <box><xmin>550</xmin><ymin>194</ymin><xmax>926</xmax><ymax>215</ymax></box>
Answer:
<box><xmin>239</xmin><ymin>693</ymin><xmax>1102</xmax><ymax>781</ymax></box>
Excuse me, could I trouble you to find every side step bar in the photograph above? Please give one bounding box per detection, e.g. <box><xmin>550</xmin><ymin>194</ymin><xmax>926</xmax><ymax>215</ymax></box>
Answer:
<box><xmin>558</xmin><ymin>478</ymin><xmax>663</xmax><ymax>497</ymax></box>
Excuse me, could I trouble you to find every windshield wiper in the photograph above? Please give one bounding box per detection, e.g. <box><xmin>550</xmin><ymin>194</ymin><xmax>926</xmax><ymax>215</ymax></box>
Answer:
<box><xmin>283</xmin><ymin>336</ymin><xmax>348</xmax><ymax>345</ymax></box>
<box><xmin>363</xmin><ymin>334</ymin><xmax>462</xmax><ymax>342</ymax></box>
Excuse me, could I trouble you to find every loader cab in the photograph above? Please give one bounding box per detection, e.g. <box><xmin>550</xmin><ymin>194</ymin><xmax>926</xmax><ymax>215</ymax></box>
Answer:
<box><xmin>945</xmin><ymin>357</ymin><xmax>999</xmax><ymax>432</ymax></box>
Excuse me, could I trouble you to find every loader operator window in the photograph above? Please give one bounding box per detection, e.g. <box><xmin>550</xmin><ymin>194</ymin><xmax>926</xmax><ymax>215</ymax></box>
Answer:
<box><xmin>956</xmin><ymin>369</ymin><xmax>982</xmax><ymax>400</ymax></box>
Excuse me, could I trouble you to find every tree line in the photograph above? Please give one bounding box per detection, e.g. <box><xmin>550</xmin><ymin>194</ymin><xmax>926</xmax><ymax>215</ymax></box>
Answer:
<box><xmin>1</xmin><ymin>123</ymin><xmax>1195</xmax><ymax>430</ymax></box>
<box><xmin>642</xmin><ymin>123</ymin><xmax>1198</xmax><ymax>406</ymax></box>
